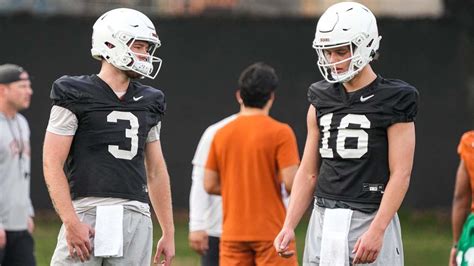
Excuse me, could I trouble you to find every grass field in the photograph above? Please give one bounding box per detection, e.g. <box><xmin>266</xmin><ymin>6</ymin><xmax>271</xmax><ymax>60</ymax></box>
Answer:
<box><xmin>33</xmin><ymin>209</ymin><xmax>451</xmax><ymax>266</ymax></box>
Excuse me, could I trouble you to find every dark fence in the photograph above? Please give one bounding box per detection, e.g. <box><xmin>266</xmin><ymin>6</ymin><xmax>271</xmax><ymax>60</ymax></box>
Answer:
<box><xmin>0</xmin><ymin>15</ymin><xmax>472</xmax><ymax>210</ymax></box>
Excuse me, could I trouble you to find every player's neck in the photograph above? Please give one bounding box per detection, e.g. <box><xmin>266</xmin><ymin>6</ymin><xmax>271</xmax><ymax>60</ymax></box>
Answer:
<box><xmin>239</xmin><ymin>100</ymin><xmax>272</xmax><ymax>116</ymax></box>
<box><xmin>0</xmin><ymin>103</ymin><xmax>17</xmax><ymax>119</ymax></box>
<box><xmin>97</xmin><ymin>64</ymin><xmax>130</xmax><ymax>92</ymax></box>
<box><xmin>237</xmin><ymin>94</ymin><xmax>273</xmax><ymax>116</ymax></box>
<box><xmin>343</xmin><ymin>65</ymin><xmax>377</xmax><ymax>93</ymax></box>
<box><xmin>239</xmin><ymin>106</ymin><xmax>269</xmax><ymax>116</ymax></box>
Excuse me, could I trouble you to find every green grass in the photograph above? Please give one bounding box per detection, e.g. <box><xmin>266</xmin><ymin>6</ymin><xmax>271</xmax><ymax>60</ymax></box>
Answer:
<box><xmin>399</xmin><ymin>209</ymin><xmax>452</xmax><ymax>266</ymax></box>
<box><xmin>33</xmin><ymin>209</ymin><xmax>451</xmax><ymax>266</ymax></box>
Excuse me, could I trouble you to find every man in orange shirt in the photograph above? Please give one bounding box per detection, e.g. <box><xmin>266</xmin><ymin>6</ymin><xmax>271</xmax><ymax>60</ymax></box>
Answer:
<box><xmin>204</xmin><ymin>62</ymin><xmax>300</xmax><ymax>266</ymax></box>
<box><xmin>450</xmin><ymin>130</ymin><xmax>474</xmax><ymax>266</ymax></box>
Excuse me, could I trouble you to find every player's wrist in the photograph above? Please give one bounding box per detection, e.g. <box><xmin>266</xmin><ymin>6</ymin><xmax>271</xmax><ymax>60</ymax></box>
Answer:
<box><xmin>282</xmin><ymin>221</ymin><xmax>296</xmax><ymax>231</ymax></box>
<box><xmin>63</xmin><ymin>215</ymin><xmax>81</xmax><ymax>228</ymax></box>
<box><xmin>368</xmin><ymin>222</ymin><xmax>386</xmax><ymax>235</ymax></box>
<box><xmin>161</xmin><ymin>228</ymin><xmax>175</xmax><ymax>238</ymax></box>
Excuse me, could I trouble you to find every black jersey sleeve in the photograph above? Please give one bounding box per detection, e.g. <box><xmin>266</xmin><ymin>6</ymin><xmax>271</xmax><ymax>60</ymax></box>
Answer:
<box><xmin>152</xmin><ymin>89</ymin><xmax>166</xmax><ymax>115</ymax></box>
<box><xmin>50</xmin><ymin>76</ymin><xmax>83</xmax><ymax>114</ymax></box>
<box><xmin>139</xmin><ymin>85</ymin><xmax>166</xmax><ymax>126</ymax></box>
<box><xmin>307</xmin><ymin>80</ymin><xmax>331</xmax><ymax>107</ymax></box>
<box><xmin>308</xmin><ymin>84</ymin><xmax>318</xmax><ymax>105</ymax></box>
<box><xmin>390</xmin><ymin>86</ymin><xmax>419</xmax><ymax>124</ymax></box>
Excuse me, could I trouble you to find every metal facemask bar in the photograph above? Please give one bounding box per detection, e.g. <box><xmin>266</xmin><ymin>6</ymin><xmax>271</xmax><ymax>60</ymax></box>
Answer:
<box><xmin>117</xmin><ymin>33</ymin><xmax>163</xmax><ymax>79</ymax></box>
<box><xmin>127</xmin><ymin>41</ymin><xmax>162</xmax><ymax>79</ymax></box>
<box><xmin>314</xmin><ymin>42</ymin><xmax>361</xmax><ymax>83</ymax></box>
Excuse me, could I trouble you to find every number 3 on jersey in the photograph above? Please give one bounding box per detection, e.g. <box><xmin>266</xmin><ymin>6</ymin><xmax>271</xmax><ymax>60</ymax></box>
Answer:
<box><xmin>319</xmin><ymin>113</ymin><xmax>371</xmax><ymax>159</ymax></box>
<box><xmin>107</xmin><ymin>111</ymin><xmax>139</xmax><ymax>160</ymax></box>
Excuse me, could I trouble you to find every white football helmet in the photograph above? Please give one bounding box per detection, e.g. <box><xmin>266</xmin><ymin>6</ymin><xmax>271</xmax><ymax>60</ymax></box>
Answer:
<box><xmin>91</xmin><ymin>8</ymin><xmax>162</xmax><ymax>79</ymax></box>
<box><xmin>313</xmin><ymin>2</ymin><xmax>381</xmax><ymax>83</ymax></box>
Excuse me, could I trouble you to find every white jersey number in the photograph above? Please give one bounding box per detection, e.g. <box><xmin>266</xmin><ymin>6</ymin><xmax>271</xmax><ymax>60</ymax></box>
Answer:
<box><xmin>107</xmin><ymin>111</ymin><xmax>139</xmax><ymax>160</ymax></box>
<box><xmin>319</xmin><ymin>113</ymin><xmax>371</xmax><ymax>159</ymax></box>
<box><xmin>457</xmin><ymin>248</ymin><xmax>474</xmax><ymax>265</ymax></box>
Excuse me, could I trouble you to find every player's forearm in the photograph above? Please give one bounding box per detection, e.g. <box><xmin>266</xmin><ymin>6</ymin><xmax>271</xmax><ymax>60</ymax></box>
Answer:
<box><xmin>283</xmin><ymin>171</ymin><xmax>317</xmax><ymax>230</ymax></box>
<box><xmin>43</xmin><ymin>133</ymin><xmax>77</xmax><ymax>226</ymax></box>
<box><xmin>27</xmin><ymin>197</ymin><xmax>35</xmax><ymax>217</ymax></box>
<box><xmin>43</xmin><ymin>164</ymin><xmax>79</xmax><ymax>226</ymax></box>
<box><xmin>148</xmin><ymin>169</ymin><xmax>175</xmax><ymax>237</ymax></box>
<box><xmin>369</xmin><ymin>173</ymin><xmax>410</xmax><ymax>233</ymax></box>
<box><xmin>189</xmin><ymin>168</ymin><xmax>211</xmax><ymax>231</ymax></box>
<box><xmin>452</xmin><ymin>194</ymin><xmax>470</xmax><ymax>243</ymax></box>
<box><xmin>203</xmin><ymin>169</ymin><xmax>221</xmax><ymax>195</ymax></box>
<box><xmin>283</xmin><ymin>106</ymin><xmax>319</xmax><ymax>230</ymax></box>
<box><xmin>0</xmin><ymin>190</ymin><xmax>6</xmax><ymax>227</ymax></box>
<box><xmin>451</xmin><ymin>160</ymin><xmax>471</xmax><ymax>244</ymax></box>
<box><xmin>281</xmin><ymin>165</ymin><xmax>298</xmax><ymax>194</ymax></box>
<box><xmin>204</xmin><ymin>183</ymin><xmax>221</xmax><ymax>195</ymax></box>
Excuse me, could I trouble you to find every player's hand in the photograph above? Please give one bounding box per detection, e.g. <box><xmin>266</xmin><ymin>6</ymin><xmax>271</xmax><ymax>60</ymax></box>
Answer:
<box><xmin>64</xmin><ymin>220</ymin><xmax>95</xmax><ymax>262</ymax></box>
<box><xmin>274</xmin><ymin>227</ymin><xmax>296</xmax><ymax>258</ymax></box>
<box><xmin>27</xmin><ymin>216</ymin><xmax>35</xmax><ymax>234</ymax></box>
<box><xmin>352</xmin><ymin>227</ymin><xmax>384</xmax><ymax>264</ymax></box>
<box><xmin>449</xmin><ymin>246</ymin><xmax>458</xmax><ymax>266</ymax></box>
<box><xmin>154</xmin><ymin>234</ymin><xmax>175</xmax><ymax>266</ymax></box>
<box><xmin>0</xmin><ymin>228</ymin><xmax>6</xmax><ymax>249</ymax></box>
<box><xmin>188</xmin><ymin>230</ymin><xmax>209</xmax><ymax>255</ymax></box>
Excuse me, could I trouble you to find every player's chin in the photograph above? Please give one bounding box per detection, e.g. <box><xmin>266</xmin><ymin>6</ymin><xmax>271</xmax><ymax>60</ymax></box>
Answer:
<box><xmin>17</xmin><ymin>101</ymin><xmax>30</xmax><ymax>111</ymax></box>
<box><xmin>124</xmin><ymin>70</ymin><xmax>143</xmax><ymax>79</ymax></box>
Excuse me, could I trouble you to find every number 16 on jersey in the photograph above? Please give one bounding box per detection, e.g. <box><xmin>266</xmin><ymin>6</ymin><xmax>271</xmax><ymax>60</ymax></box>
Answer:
<box><xmin>319</xmin><ymin>113</ymin><xmax>371</xmax><ymax>159</ymax></box>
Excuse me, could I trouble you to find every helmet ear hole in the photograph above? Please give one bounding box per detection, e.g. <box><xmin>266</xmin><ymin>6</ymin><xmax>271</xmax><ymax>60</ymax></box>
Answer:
<box><xmin>366</xmin><ymin>39</ymin><xmax>374</xmax><ymax>48</ymax></box>
<box><xmin>354</xmin><ymin>35</ymin><xmax>364</xmax><ymax>46</ymax></box>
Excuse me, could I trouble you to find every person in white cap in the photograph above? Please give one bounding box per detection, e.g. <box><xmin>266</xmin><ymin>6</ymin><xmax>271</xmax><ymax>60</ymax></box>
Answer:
<box><xmin>43</xmin><ymin>8</ymin><xmax>174</xmax><ymax>265</ymax></box>
<box><xmin>274</xmin><ymin>2</ymin><xmax>419</xmax><ymax>265</ymax></box>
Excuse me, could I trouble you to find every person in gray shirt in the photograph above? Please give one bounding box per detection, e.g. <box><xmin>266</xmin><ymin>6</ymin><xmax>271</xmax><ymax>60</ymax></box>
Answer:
<box><xmin>0</xmin><ymin>64</ymin><xmax>35</xmax><ymax>265</ymax></box>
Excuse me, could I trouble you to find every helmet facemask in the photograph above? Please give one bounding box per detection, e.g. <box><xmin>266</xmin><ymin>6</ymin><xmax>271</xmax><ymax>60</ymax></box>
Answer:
<box><xmin>315</xmin><ymin>42</ymin><xmax>355</xmax><ymax>83</ymax></box>
<box><xmin>128</xmin><ymin>42</ymin><xmax>162</xmax><ymax>80</ymax></box>
<box><xmin>100</xmin><ymin>31</ymin><xmax>162</xmax><ymax>79</ymax></box>
<box><xmin>314</xmin><ymin>33</ymin><xmax>380</xmax><ymax>83</ymax></box>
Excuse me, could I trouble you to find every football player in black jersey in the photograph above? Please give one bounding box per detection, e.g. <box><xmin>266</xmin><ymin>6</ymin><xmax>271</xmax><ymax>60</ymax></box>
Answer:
<box><xmin>274</xmin><ymin>2</ymin><xmax>418</xmax><ymax>265</ymax></box>
<box><xmin>43</xmin><ymin>8</ymin><xmax>174</xmax><ymax>265</ymax></box>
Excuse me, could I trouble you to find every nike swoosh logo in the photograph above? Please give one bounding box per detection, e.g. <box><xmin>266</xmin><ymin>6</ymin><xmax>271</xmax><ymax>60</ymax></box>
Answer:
<box><xmin>133</xmin><ymin>96</ymin><xmax>144</xmax><ymax>101</ymax></box>
<box><xmin>360</xmin><ymin>94</ymin><xmax>374</xmax><ymax>102</ymax></box>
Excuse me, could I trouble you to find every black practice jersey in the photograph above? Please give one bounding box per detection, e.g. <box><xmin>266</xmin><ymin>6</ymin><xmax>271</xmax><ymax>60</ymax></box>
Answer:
<box><xmin>308</xmin><ymin>76</ymin><xmax>418</xmax><ymax>204</ymax></box>
<box><xmin>50</xmin><ymin>75</ymin><xmax>166</xmax><ymax>203</ymax></box>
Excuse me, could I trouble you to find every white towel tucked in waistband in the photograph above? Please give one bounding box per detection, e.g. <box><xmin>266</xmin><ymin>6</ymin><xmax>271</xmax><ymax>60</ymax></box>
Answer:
<box><xmin>94</xmin><ymin>205</ymin><xmax>124</xmax><ymax>257</ymax></box>
<box><xmin>319</xmin><ymin>208</ymin><xmax>353</xmax><ymax>266</ymax></box>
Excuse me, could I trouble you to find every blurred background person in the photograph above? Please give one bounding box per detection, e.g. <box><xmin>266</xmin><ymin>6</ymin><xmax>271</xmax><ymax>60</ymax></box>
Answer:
<box><xmin>204</xmin><ymin>62</ymin><xmax>300</xmax><ymax>266</ymax></box>
<box><xmin>0</xmin><ymin>64</ymin><xmax>35</xmax><ymax>265</ymax></box>
<box><xmin>189</xmin><ymin>114</ymin><xmax>293</xmax><ymax>266</ymax></box>
<box><xmin>189</xmin><ymin>114</ymin><xmax>236</xmax><ymax>266</ymax></box>
<box><xmin>450</xmin><ymin>130</ymin><xmax>474</xmax><ymax>266</ymax></box>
